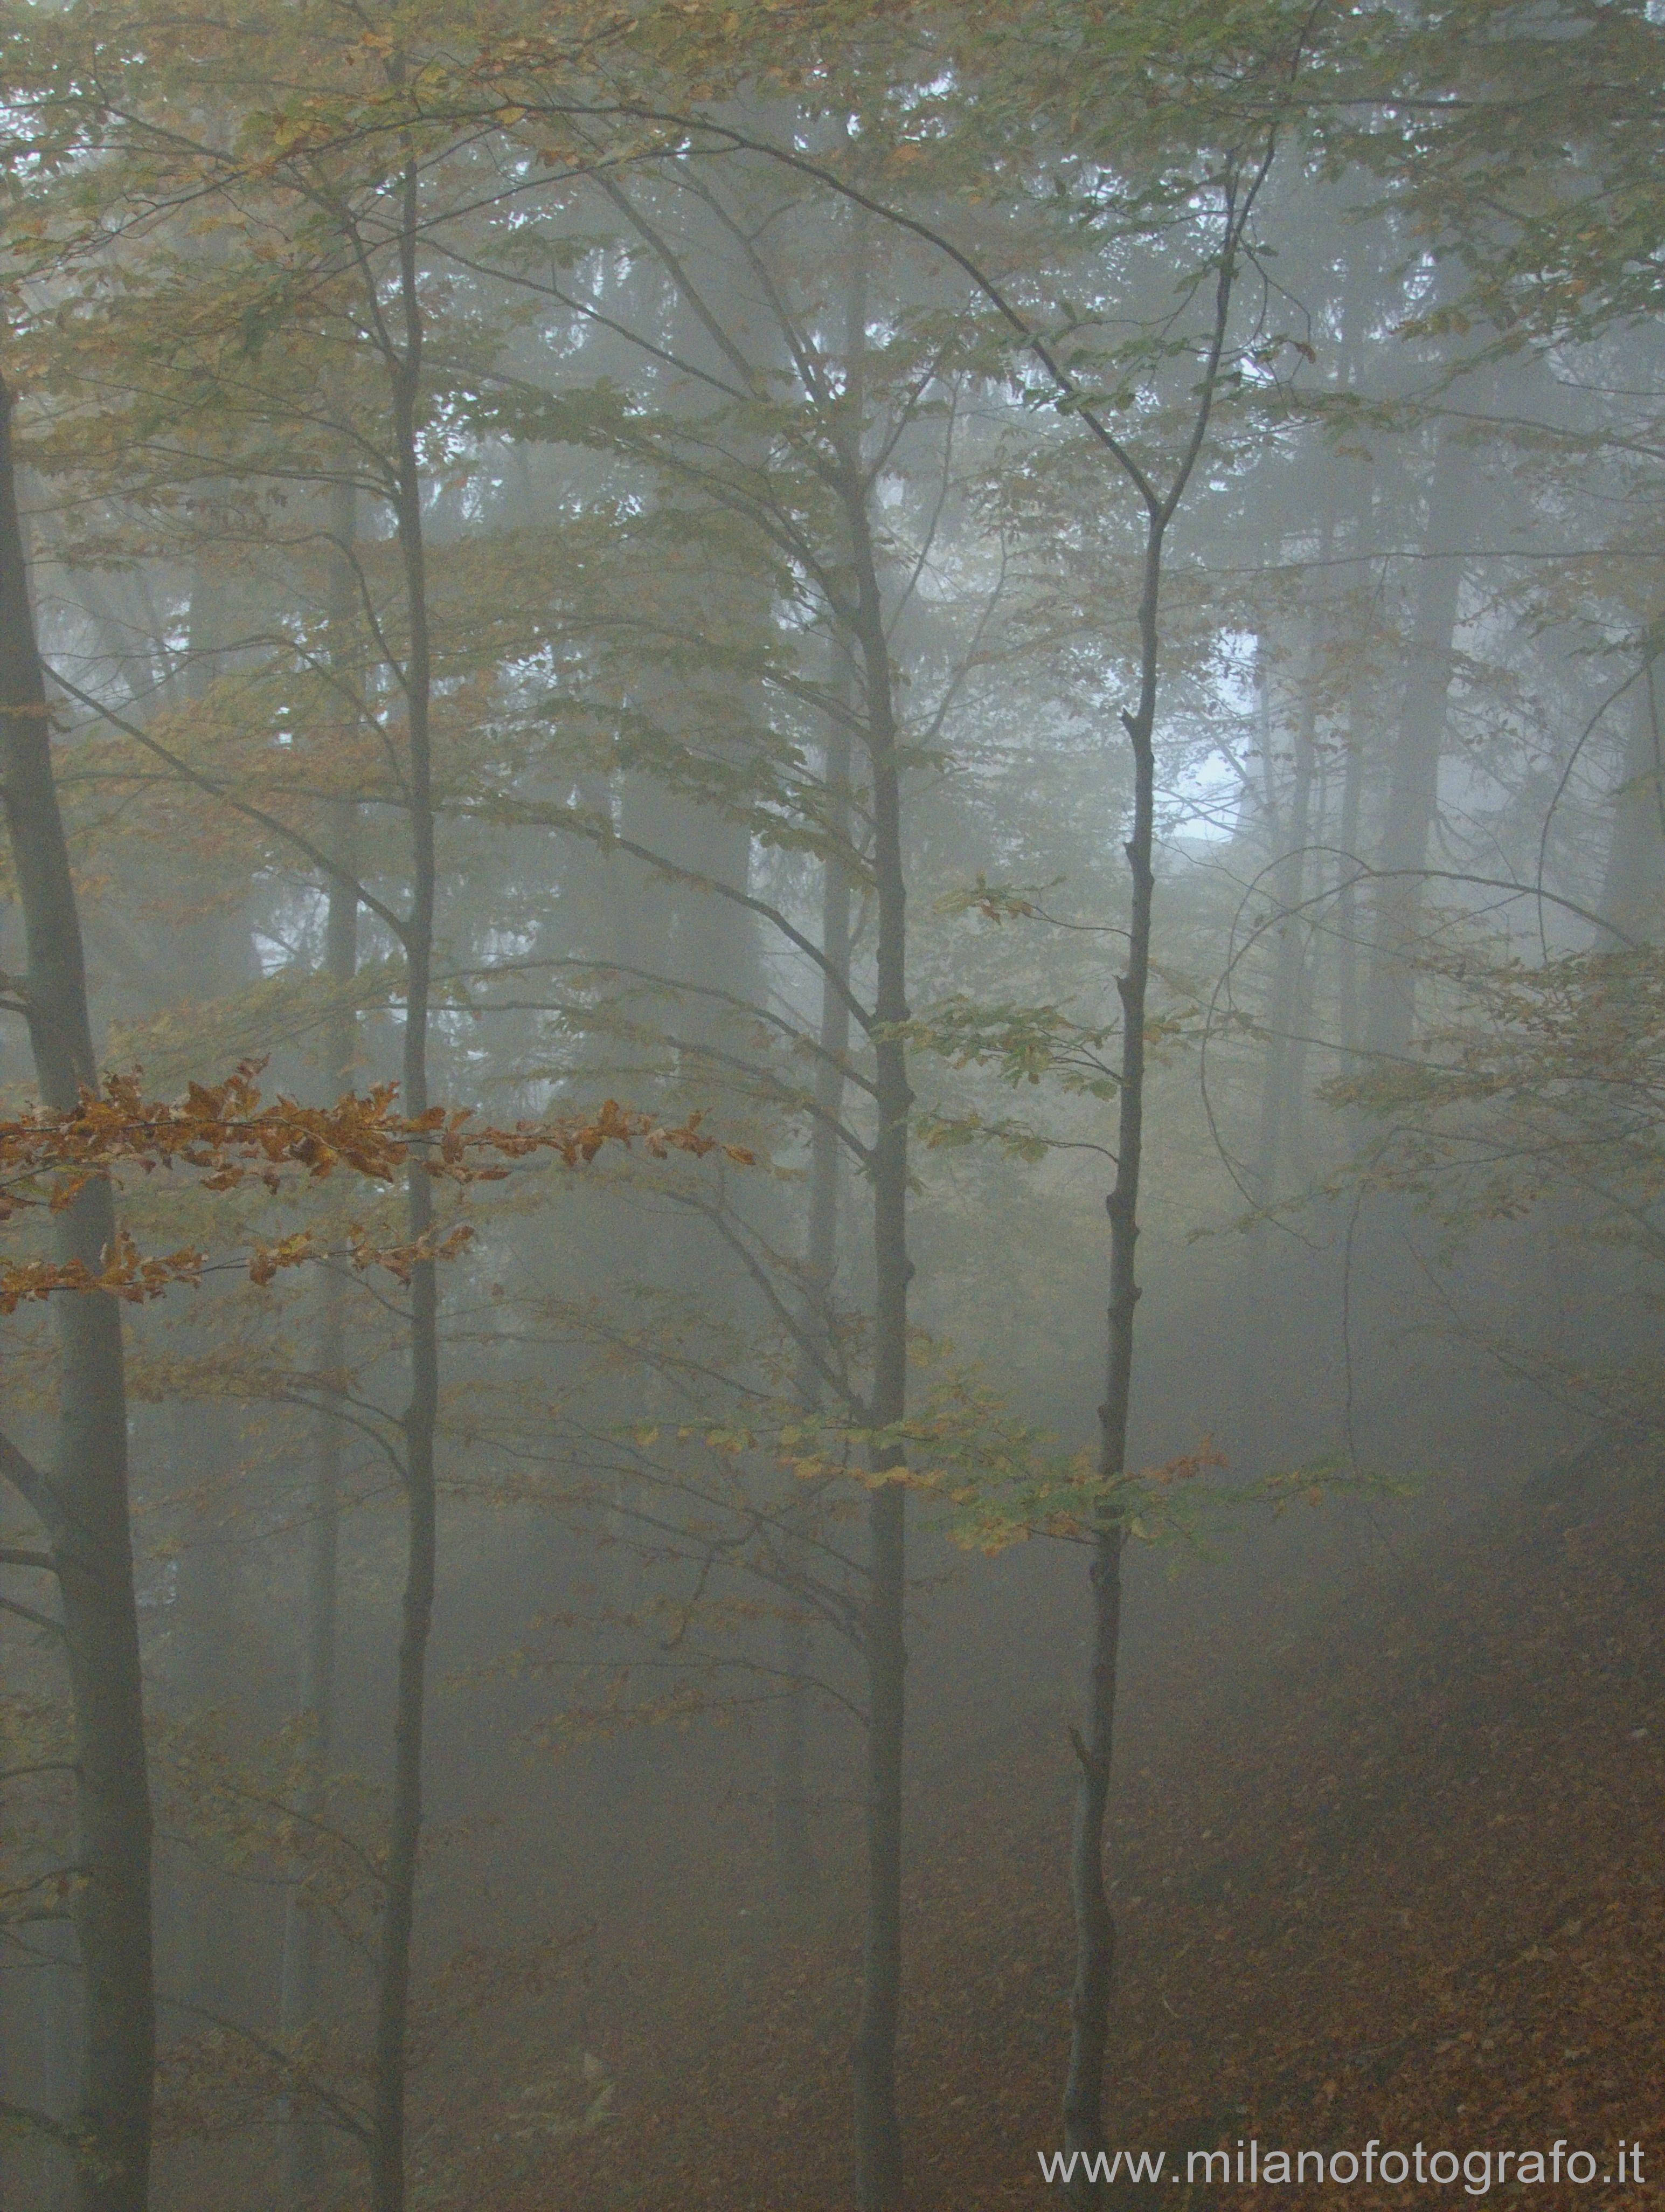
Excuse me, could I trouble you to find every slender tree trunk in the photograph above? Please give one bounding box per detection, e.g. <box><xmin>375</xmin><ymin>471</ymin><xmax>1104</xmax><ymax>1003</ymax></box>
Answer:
<box><xmin>1363</xmin><ymin>423</ymin><xmax>1472</xmax><ymax>1056</ymax></box>
<box><xmin>1235</xmin><ymin>628</ymin><xmax>1319</xmax><ymax>1457</ymax></box>
<box><xmin>279</xmin><ymin>474</ymin><xmax>359</xmax><ymax>2207</ymax></box>
<box><xmin>1327</xmin><ymin>314</ymin><xmax>1377</xmax><ymax>1072</ymax></box>
<box><xmin>1248</xmin><ymin>570</ymin><xmax>1328</xmax><ymax>1221</ymax></box>
<box><xmin>0</xmin><ymin>373</ymin><xmax>154</xmax><ymax>2212</ymax></box>
<box><xmin>1237</xmin><ymin>569</ymin><xmax>1334</xmax><ymax>1448</ymax></box>
<box><xmin>1335</xmin><ymin>693</ymin><xmax>1367</xmax><ymax>1060</ymax></box>
<box><xmin>277</xmin><ymin>1294</ymin><xmax>344</xmax><ymax>2207</ymax></box>
<box><xmin>779</xmin><ymin>646</ymin><xmax>856</xmax><ymax>1904</ymax></box>
<box><xmin>1062</xmin><ymin>522</ymin><xmax>1161</xmax><ymax>2188</ymax></box>
<box><xmin>1058</xmin><ymin>163</ymin><xmax>1256</xmax><ymax>2190</ymax></box>
<box><xmin>845</xmin><ymin>468</ymin><xmax>910</xmax><ymax>2212</ymax></box>
<box><xmin>367</xmin><ymin>168</ymin><xmax>439</xmax><ymax>2212</ymax></box>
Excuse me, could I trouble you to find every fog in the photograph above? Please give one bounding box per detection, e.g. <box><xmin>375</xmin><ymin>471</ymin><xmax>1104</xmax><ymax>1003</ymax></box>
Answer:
<box><xmin>3</xmin><ymin>5</ymin><xmax>1664</xmax><ymax>2208</ymax></box>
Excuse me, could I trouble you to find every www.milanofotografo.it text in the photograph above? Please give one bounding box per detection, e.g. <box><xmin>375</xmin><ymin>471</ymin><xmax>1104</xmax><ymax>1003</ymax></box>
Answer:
<box><xmin>1037</xmin><ymin>2140</ymin><xmax>1648</xmax><ymax>2192</ymax></box>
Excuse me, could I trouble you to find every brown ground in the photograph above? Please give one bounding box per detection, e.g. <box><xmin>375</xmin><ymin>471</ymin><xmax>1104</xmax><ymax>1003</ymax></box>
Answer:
<box><xmin>435</xmin><ymin>1463</ymin><xmax>1665</xmax><ymax>2210</ymax></box>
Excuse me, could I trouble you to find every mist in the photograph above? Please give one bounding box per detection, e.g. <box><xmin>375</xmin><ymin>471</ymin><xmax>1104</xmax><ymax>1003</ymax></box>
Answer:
<box><xmin>2</xmin><ymin>5</ymin><xmax>1663</xmax><ymax>2209</ymax></box>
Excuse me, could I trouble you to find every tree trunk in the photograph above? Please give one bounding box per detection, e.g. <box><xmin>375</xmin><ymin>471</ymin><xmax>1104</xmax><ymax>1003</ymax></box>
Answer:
<box><xmin>1062</xmin><ymin>520</ymin><xmax>1161</xmax><ymax>2192</ymax></box>
<box><xmin>845</xmin><ymin>465</ymin><xmax>910</xmax><ymax>2212</ymax></box>
<box><xmin>1053</xmin><ymin>163</ymin><xmax>1257</xmax><ymax>2192</ymax></box>
<box><xmin>0</xmin><ymin>372</ymin><xmax>154</xmax><ymax>2212</ymax></box>
<box><xmin>277</xmin><ymin>1290</ymin><xmax>345</xmax><ymax>2209</ymax></box>
<box><xmin>1335</xmin><ymin>688</ymin><xmax>1368</xmax><ymax>1061</ymax></box>
<box><xmin>1327</xmin><ymin>350</ymin><xmax>1378</xmax><ymax>1070</ymax></box>
<box><xmin>367</xmin><ymin>167</ymin><xmax>439</xmax><ymax>2212</ymax></box>
<box><xmin>279</xmin><ymin>476</ymin><xmax>359</xmax><ymax>2207</ymax></box>
<box><xmin>1363</xmin><ymin>423</ymin><xmax>1472</xmax><ymax>1057</ymax></box>
<box><xmin>779</xmin><ymin>642</ymin><xmax>856</xmax><ymax>1904</ymax></box>
<box><xmin>1247</xmin><ymin>564</ymin><xmax>1330</xmax><ymax>1222</ymax></box>
<box><xmin>1237</xmin><ymin>578</ymin><xmax>1331</xmax><ymax>1450</ymax></box>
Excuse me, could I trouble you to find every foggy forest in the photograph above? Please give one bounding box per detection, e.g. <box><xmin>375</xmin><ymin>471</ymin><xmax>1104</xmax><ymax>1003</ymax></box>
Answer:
<box><xmin>3</xmin><ymin>2</ymin><xmax>1664</xmax><ymax>2208</ymax></box>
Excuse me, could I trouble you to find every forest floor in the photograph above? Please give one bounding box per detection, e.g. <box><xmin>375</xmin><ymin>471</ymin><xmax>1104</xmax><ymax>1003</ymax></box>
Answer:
<box><xmin>451</xmin><ymin>1462</ymin><xmax>1665</xmax><ymax>2210</ymax></box>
